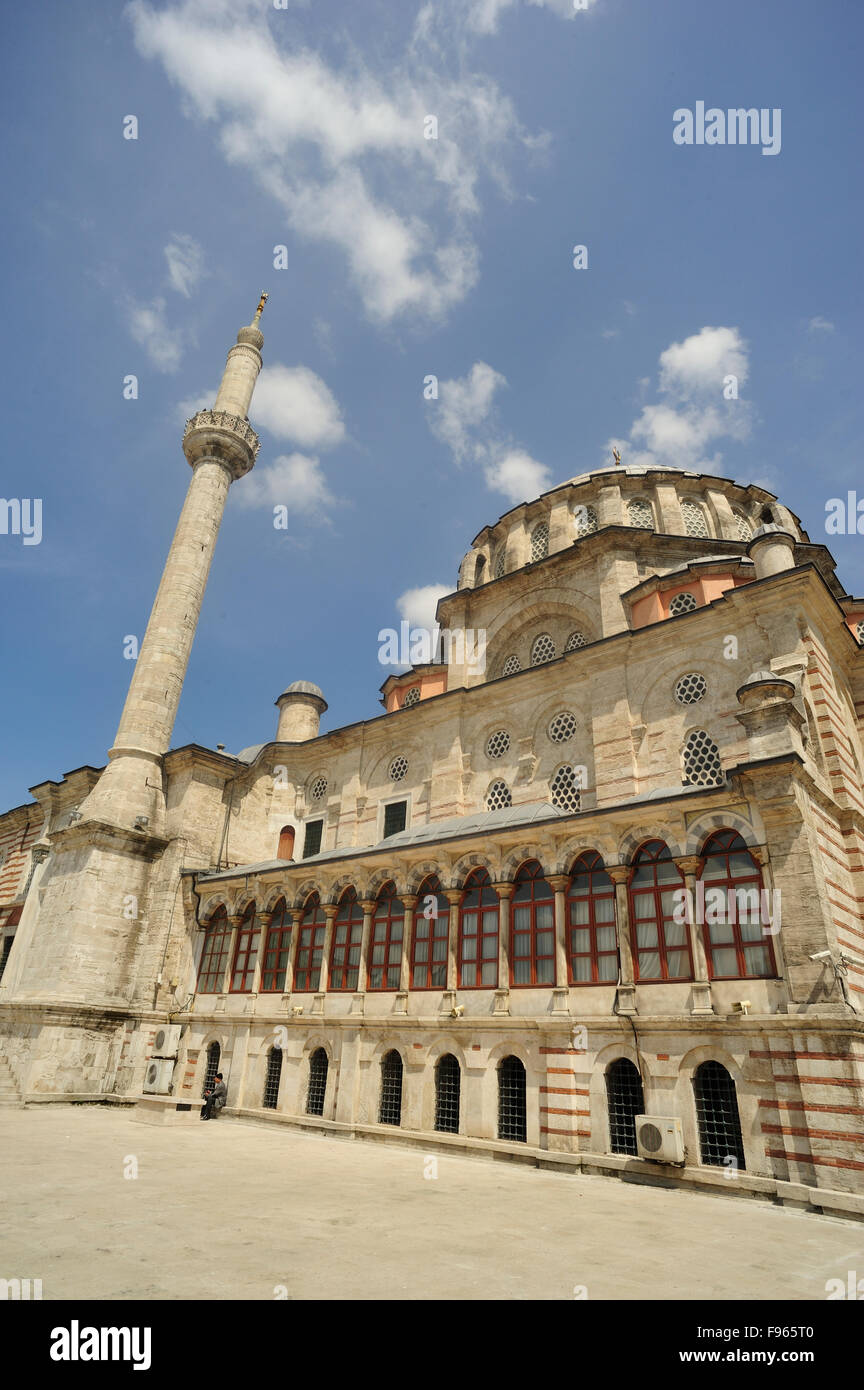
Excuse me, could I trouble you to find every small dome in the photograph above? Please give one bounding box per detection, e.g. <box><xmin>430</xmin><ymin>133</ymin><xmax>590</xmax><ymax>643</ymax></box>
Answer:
<box><xmin>279</xmin><ymin>680</ymin><xmax>325</xmax><ymax>700</ymax></box>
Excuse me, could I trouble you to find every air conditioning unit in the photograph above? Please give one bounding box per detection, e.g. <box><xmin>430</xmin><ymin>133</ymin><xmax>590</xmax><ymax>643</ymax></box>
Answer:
<box><xmin>143</xmin><ymin>1059</ymin><xmax>175</xmax><ymax>1095</ymax></box>
<box><xmin>152</xmin><ymin>1024</ymin><xmax>182</xmax><ymax>1057</ymax></box>
<box><xmin>635</xmin><ymin>1114</ymin><xmax>685</xmax><ymax>1165</ymax></box>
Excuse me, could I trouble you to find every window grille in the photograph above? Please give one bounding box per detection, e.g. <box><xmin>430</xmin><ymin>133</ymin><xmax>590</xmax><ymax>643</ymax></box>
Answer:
<box><xmin>693</xmin><ymin>1061</ymin><xmax>746</xmax><ymax>1170</ymax></box>
<box><xmin>565</xmin><ymin>630</ymin><xmax>587</xmax><ymax>651</ymax></box>
<box><xmin>458</xmin><ymin>868</ymin><xmax>499</xmax><ymax>988</ymax></box>
<box><xmin>669</xmin><ymin>591</ymin><xmax>698</xmax><ymax>616</ymax></box>
<box><xmin>494</xmin><ymin>550</ymin><xmax>506</xmax><ymax>578</ymax></box>
<box><xmin>486</xmin><ymin>729</ymin><xmax>511</xmax><ymax>759</ymax></box>
<box><xmin>0</xmin><ymin>935</ymin><xmax>12</xmax><ymax>982</ymax></box>
<box><xmin>309</xmin><ymin>776</ymin><xmax>327</xmax><ymax>802</ymax></box>
<box><xmin>574</xmin><ymin>503</ymin><xmax>598</xmax><ymax>538</ymax></box>
<box><xmin>734</xmin><ymin>511</ymin><xmax>753</xmax><ymax>541</ymax></box>
<box><xmin>501</xmin><ymin>655</ymin><xmax>521</xmax><ymax>676</ymax></box>
<box><xmin>369</xmin><ymin>884</ymin><xmax>404</xmax><ymax>990</ymax></box>
<box><xmin>675</xmin><ymin>672</ymin><xmax>707</xmax><ymax>705</ymax></box>
<box><xmin>411</xmin><ymin>876</ymin><xmax>449</xmax><ymax>989</ymax></box>
<box><xmin>531</xmin><ymin>633</ymin><xmax>556</xmax><ymax>665</ymax></box>
<box><xmin>567</xmin><ymin>851</ymin><xmax>617</xmax><ymax>983</ymax></box>
<box><xmin>197</xmin><ymin>908</ymin><xmax>232</xmax><ymax>993</ymax></box>
<box><xmin>550</xmin><ymin>765</ymin><xmax>582</xmax><ymax>813</ymax></box>
<box><xmin>548</xmin><ymin>710</ymin><xmax>577</xmax><ymax>743</ymax></box>
<box><xmin>530</xmin><ymin>522</ymin><xmax>549</xmax><ymax>561</ymax></box>
<box><xmin>434</xmin><ymin>1054</ymin><xmax>461</xmax><ymax>1134</ymax></box>
<box><xmin>329</xmin><ymin>887</ymin><xmax>364</xmax><ymax>990</ymax></box>
<box><xmin>403</xmin><ymin>687</ymin><xmax>421</xmax><ymax>707</ymax></box>
<box><xmin>306</xmin><ymin>1048</ymin><xmax>329</xmax><ymax>1116</ymax></box>
<box><xmin>261</xmin><ymin>897</ymin><xmax>291</xmax><ymax>991</ymax></box>
<box><xmin>857</xmin><ymin>619</ymin><xmax>864</xmax><ymax>645</ymax></box>
<box><xmin>605</xmin><ymin>1058</ymin><xmax>644</xmax><ymax>1155</ymax></box>
<box><xmin>485</xmin><ymin>780</ymin><xmax>512</xmax><ymax>811</ymax></box>
<box><xmin>683</xmin><ymin>729</ymin><xmax>724</xmax><ymax>787</ymax></box>
<box><xmin>681</xmin><ymin>499</ymin><xmax>709</xmax><ymax>537</ymax></box>
<box><xmin>294</xmin><ymin>894</ymin><xmax>326</xmax><ymax>991</ymax></box>
<box><xmin>627</xmin><ymin>498</ymin><xmax>654</xmax><ymax>529</ymax></box>
<box><xmin>263</xmin><ymin>1047</ymin><xmax>282</xmax><ymax>1110</ymax></box>
<box><xmin>383</xmin><ymin>800</ymin><xmax>407</xmax><ymax>839</ymax></box>
<box><xmin>302</xmin><ymin>819</ymin><xmax>323</xmax><ymax>858</ymax></box>
<box><xmin>202</xmin><ymin>1042</ymin><xmax>220</xmax><ymax>1098</ymax></box>
<box><xmin>628</xmin><ymin>840</ymin><xmax>692</xmax><ymax>982</ymax></box>
<box><xmin>389</xmin><ymin>754</ymin><xmax>408</xmax><ymax>781</ymax></box>
<box><xmin>379</xmin><ymin>1050</ymin><xmax>403</xmax><ymax>1125</ymax></box>
<box><xmin>497</xmin><ymin>1056</ymin><xmax>527</xmax><ymax>1142</ymax></box>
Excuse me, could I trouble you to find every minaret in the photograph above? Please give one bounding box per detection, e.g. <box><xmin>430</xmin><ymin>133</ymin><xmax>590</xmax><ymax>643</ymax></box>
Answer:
<box><xmin>79</xmin><ymin>295</ymin><xmax>268</xmax><ymax>833</ymax></box>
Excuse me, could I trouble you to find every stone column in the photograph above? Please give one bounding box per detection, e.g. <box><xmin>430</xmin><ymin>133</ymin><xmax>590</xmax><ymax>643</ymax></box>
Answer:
<box><xmin>357</xmin><ymin>900</ymin><xmax>376</xmax><ymax>999</ymax></box>
<box><xmin>400</xmin><ymin>894</ymin><xmax>417</xmax><ymax>993</ymax></box>
<box><xmin>250</xmin><ymin>909</ymin><xmax>271</xmax><ymax>996</ymax></box>
<box><xmin>675</xmin><ymin>856</ymin><xmax>714</xmax><ymax>1016</ymax></box>
<box><xmin>444</xmin><ymin>889</ymin><xmax>461</xmax><ymax>991</ymax></box>
<box><xmin>318</xmin><ymin>904</ymin><xmax>338</xmax><ymax>995</ymax></box>
<box><xmin>286</xmin><ymin>909</ymin><xmax>303</xmax><ymax>995</ymax></box>
<box><xmin>223</xmin><ymin>913</ymin><xmax>244</xmax><ymax>994</ymax></box>
<box><xmin>493</xmin><ymin>882</ymin><xmax>513</xmax><ymax>1005</ymax></box>
<box><xmin>607</xmin><ymin>866</ymin><xmax>637</xmax><ymax>1015</ymax></box>
<box><xmin>548</xmin><ymin>875</ymin><xmax>571</xmax><ymax>988</ymax></box>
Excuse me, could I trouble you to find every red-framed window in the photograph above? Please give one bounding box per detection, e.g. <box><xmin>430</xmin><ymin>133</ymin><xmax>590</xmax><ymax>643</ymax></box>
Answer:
<box><xmin>510</xmin><ymin>860</ymin><xmax>555</xmax><ymax>986</ymax></box>
<box><xmin>699</xmin><ymin>830</ymin><xmax>776</xmax><ymax>979</ymax></box>
<box><xmin>230</xmin><ymin>901</ymin><xmax>260</xmax><ymax>992</ymax></box>
<box><xmin>411</xmin><ymin>875</ymin><xmax>449</xmax><ymax>989</ymax></box>
<box><xmin>197</xmin><ymin>906</ymin><xmax>232</xmax><ymax>993</ymax></box>
<box><xmin>261</xmin><ymin>897</ymin><xmax>292</xmax><ymax>992</ymax></box>
<box><xmin>458</xmin><ymin>868</ymin><xmax>499</xmax><ymax>988</ymax></box>
<box><xmin>567</xmin><ymin>851</ymin><xmax>618</xmax><ymax>983</ymax></box>
<box><xmin>368</xmin><ymin>882</ymin><xmax>404</xmax><ymax>991</ymax></box>
<box><xmin>329</xmin><ymin>887</ymin><xmax>364</xmax><ymax>991</ymax></box>
<box><xmin>294</xmin><ymin>893</ymin><xmax>326</xmax><ymax>992</ymax></box>
<box><xmin>628</xmin><ymin>841</ymin><xmax>692</xmax><ymax>981</ymax></box>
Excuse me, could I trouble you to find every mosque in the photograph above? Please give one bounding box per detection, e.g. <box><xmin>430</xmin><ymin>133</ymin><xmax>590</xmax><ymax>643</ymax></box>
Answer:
<box><xmin>1</xmin><ymin>300</ymin><xmax>862</xmax><ymax>1217</ymax></box>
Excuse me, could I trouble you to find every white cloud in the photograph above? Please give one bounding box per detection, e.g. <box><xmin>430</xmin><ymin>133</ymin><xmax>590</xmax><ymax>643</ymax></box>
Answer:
<box><xmin>125</xmin><ymin>296</ymin><xmax>184</xmax><ymax>372</ymax></box>
<box><xmin>396</xmin><ymin>584</ymin><xmax>451</xmax><ymax>631</ymax></box>
<box><xmin>253</xmin><ymin>364</ymin><xmax>345</xmax><ymax>450</ymax></box>
<box><xmin>658</xmin><ymin>325</ymin><xmax>749</xmax><ymax>398</ymax></box>
<box><xmin>807</xmin><ymin>315</ymin><xmax>834</xmax><ymax>334</ymax></box>
<box><xmin>483</xmin><ymin>447</ymin><xmax>551</xmax><ymax>504</ymax></box>
<box><xmin>429</xmin><ymin>361</ymin><xmax>506</xmax><ymax>461</ymax></box>
<box><xmin>234</xmin><ymin>451</ymin><xmax>335</xmax><ymax>519</ymax></box>
<box><xmin>164</xmin><ymin>232</ymin><xmax>206</xmax><ymax>297</ymax></box>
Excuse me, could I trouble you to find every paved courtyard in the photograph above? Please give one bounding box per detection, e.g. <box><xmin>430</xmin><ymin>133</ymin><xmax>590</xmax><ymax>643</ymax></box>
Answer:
<box><xmin>1</xmin><ymin>1106</ymin><xmax>861</xmax><ymax>1301</ymax></box>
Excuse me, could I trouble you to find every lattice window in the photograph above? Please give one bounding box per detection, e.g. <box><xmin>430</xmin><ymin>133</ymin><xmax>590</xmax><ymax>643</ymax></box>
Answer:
<box><xmin>675</xmin><ymin>672</ymin><xmax>707</xmax><ymax>705</ymax></box>
<box><xmin>550</xmin><ymin>765</ymin><xmax>582</xmax><ymax>813</ymax></box>
<box><xmin>573</xmin><ymin>503</ymin><xmax>598</xmax><ymax>538</ymax></box>
<box><xmin>857</xmin><ymin>619</ymin><xmax>864</xmax><ymax>645</ymax></box>
<box><xmin>681</xmin><ymin>499</ymin><xmax>709</xmax><ymax>538</ymax></box>
<box><xmin>693</xmin><ymin>1061</ymin><xmax>746</xmax><ymax>1170</ymax></box>
<box><xmin>309</xmin><ymin>775</ymin><xmax>327</xmax><ymax>802</ymax></box>
<box><xmin>530</xmin><ymin>522</ymin><xmax>549</xmax><ymax>561</ymax></box>
<box><xmin>302</xmin><ymin>819</ymin><xmax>323</xmax><ymax>859</ymax></box>
<box><xmin>564</xmin><ymin>630</ymin><xmax>587</xmax><ymax>652</ymax></box>
<box><xmin>669</xmin><ymin>591</ymin><xmax>698</xmax><ymax>616</ymax></box>
<box><xmin>498</xmin><ymin>1056</ymin><xmax>527</xmax><ymax>1142</ymax></box>
<box><xmin>485</xmin><ymin>780</ymin><xmax>512</xmax><ymax>811</ymax></box>
<box><xmin>494</xmin><ymin>549</ymin><xmax>506</xmax><ymax>579</ymax></box>
<box><xmin>379</xmin><ymin>1050</ymin><xmax>403</xmax><ymax>1126</ymax></box>
<box><xmin>403</xmin><ymin>687</ymin><xmax>421</xmax><ymax>707</ymax></box>
<box><xmin>383</xmin><ymin>800</ymin><xmax>407</xmax><ymax>839</ymax></box>
<box><xmin>682</xmin><ymin>729</ymin><xmax>724</xmax><ymax>787</ymax></box>
<box><xmin>606</xmin><ymin>1058</ymin><xmax>645</xmax><ymax>1156</ymax></box>
<box><xmin>389</xmin><ymin>755</ymin><xmax>408</xmax><ymax>781</ymax></box>
<box><xmin>734</xmin><ymin>511</ymin><xmax>753</xmax><ymax>542</ymax></box>
<box><xmin>627</xmin><ymin>498</ymin><xmax>654</xmax><ymax>529</ymax></box>
<box><xmin>434</xmin><ymin>1054</ymin><xmax>461</xmax><ymax>1134</ymax></box>
<box><xmin>263</xmin><ymin>1047</ymin><xmax>283</xmax><ymax>1110</ymax></box>
<box><xmin>501</xmin><ymin>654</ymin><xmax>521</xmax><ymax>676</ymax></box>
<box><xmin>486</xmin><ymin>729</ymin><xmax>510</xmax><ymax>759</ymax></box>
<box><xmin>202</xmin><ymin>1042</ymin><xmax>220</xmax><ymax>1098</ymax></box>
<box><xmin>306</xmin><ymin>1048</ymin><xmax>328</xmax><ymax>1117</ymax></box>
<box><xmin>548</xmin><ymin>710</ymin><xmax>577</xmax><ymax>743</ymax></box>
<box><xmin>531</xmin><ymin>633</ymin><xmax>556</xmax><ymax>665</ymax></box>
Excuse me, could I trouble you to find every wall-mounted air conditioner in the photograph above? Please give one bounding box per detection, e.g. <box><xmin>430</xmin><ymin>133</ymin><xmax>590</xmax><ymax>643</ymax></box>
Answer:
<box><xmin>143</xmin><ymin>1059</ymin><xmax>175</xmax><ymax>1094</ymax></box>
<box><xmin>152</xmin><ymin>1024</ymin><xmax>182</xmax><ymax>1057</ymax></box>
<box><xmin>635</xmin><ymin>1114</ymin><xmax>685</xmax><ymax>1165</ymax></box>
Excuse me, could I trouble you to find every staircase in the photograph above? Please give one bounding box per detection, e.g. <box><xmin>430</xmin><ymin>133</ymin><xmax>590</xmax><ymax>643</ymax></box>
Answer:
<box><xmin>0</xmin><ymin>1053</ymin><xmax>22</xmax><ymax>1106</ymax></box>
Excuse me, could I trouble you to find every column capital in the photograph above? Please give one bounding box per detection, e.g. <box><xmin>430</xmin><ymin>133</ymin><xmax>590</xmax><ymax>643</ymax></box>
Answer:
<box><xmin>257</xmin><ymin>911</ymin><xmax>273</xmax><ymax>929</ymax></box>
<box><xmin>547</xmin><ymin>874</ymin><xmax>570</xmax><ymax>893</ymax></box>
<box><xmin>444</xmin><ymin>889</ymin><xmax>462</xmax><ymax>907</ymax></box>
<box><xmin>492</xmin><ymin>881</ymin><xmax>514</xmax><ymax>900</ymax></box>
<box><xmin>359</xmin><ymin>900</ymin><xmax>377</xmax><ymax>915</ymax></box>
<box><xmin>675</xmin><ymin>855</ymin><xmax>702</xmax><ymax>876</ymax></box>
<box><xmin>606</xmin><ymin>864</ymin><xmax>630</xmax><ymax>886</ymax></box>
<box><xmin>290</xmin><ymin>908</ymin><xmax>304</xmax><ymax>925</ymax></box>
<box><xmin>227</xmin><ymin>913</ymin><xmax>245</xmax><ymax>929</ymax></box>
<box><xmin>322</xmin><ymin>904</ymin><xmax>338</xmax><ymax>922</ymax></box>
<box><xmin>401</xmin><ymin>894</ymin><xmax>418</xmax><ymax>911</ymax></box>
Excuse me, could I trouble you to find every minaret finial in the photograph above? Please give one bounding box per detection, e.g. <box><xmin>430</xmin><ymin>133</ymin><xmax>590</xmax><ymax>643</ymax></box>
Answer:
<box><xmin>612</xmin><ymin>446</ymin><xmax>622</xmax><ymax>467</ymax></box>
<box><xmin>253</xmin><ymin>291</ymin><xmax>269</xmax><ymax>325</ymax></box>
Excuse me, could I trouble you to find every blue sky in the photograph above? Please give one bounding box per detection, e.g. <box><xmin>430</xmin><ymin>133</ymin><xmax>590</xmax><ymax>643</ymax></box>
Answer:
<box><xmin>1</xmin><ymin>0</ymin><xmax>862</xmax><ymax>809</ymax></box>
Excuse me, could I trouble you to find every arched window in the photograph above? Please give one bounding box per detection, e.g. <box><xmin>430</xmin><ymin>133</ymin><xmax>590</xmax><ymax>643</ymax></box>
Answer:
<box><xmin>379</xmin><ymin>1050</ymin><xmax>403</xmax><ymax>1125</ymax></box>
<box><xmin>856</xmin><ymin>619</ymin><xmax>864</xmax><ymax>646</ymax></box>
<box><xmin>669</xmin><ymin>591</ymin><xmax>698</xmax><ymax>616</ymax></box>
<box><xmin>369</xmin><ymin>882</ymin><xmax>404</xmax><ymax>990</ymax></box>
<box><xmin>530</xmin><ymin>522</ymin><xmax>549</xmax><ymax>561</ymax></box>
<box><xmin>511</xmin><ymin>861</ymin><xmax>555</xmax><ymax>986</ymax></box>
<box><xmin>202</xmin><ymin>1041</ymin><xmax>220</xmax><ymax>1098</ymax></box>
<box><xmin>693</xmin><ymin>1061</ymin><xmax>745</xmax><ymax>1170</ymax></box>
<box><xmin>498</xmin><ymin>1056</ymin><xmax>527</xmax><ymax>1141</ymax></box>
<box><xmin>261</xmin><ymin>897</ymin><xmax>292</xmax><ymax>992</ymax></box>
<box><xmin>458</xmin><ymin>868</ymin><xmax>499</xmax><ymax>988</ymax></box>
<box><xmin>628</xmin><ymin>841</ymin><xmax>692</xmax><ymax>981</ymax></box>
<box><xmin>681</xmin><ymin>499</ymin><xmax>709</xmax><ymax>538</ymax></box>
<box><xmin>411</xmin><ymin>875</ymin><xmax>449</xmax><ymax>989</ymax></box>
<box><xmin>294</xmin><ymin>893</ymin><xmax>326</xmax><ymax>992</ymax></box>
<box><xmin>567</xmin><ymin>851</ymin><xmax>617</xmax><ymax>983</ymax></box>
<box><xmin>548</xmin><ymin>710</ymin><xmax>577</xmax><ymax>743</ymax></box>
<box><xmin>531</xmin><ymin>633</ymin><xmax>556</xmax><ymax>665</ymax></box>
<box><xmin>263</xmin><ymin>1046</ymin><xmax>282</xmax><ymax>1110</ymax></box>
<box><xmin>229</xmin><ymin>902</ymin><xmax>259</xmax><ymax>993</ymax></box>
<box><xmin>733</xmin><ymin>510</ymin><xmax>753</xmax><ymax>542</ymax></box>
<box><xmin>493</xmin><ymin>549</ymin><xmax>506</xmax><ymax>579</ymax></box>
<box><xmin>501</xmin><ymin>654</ymin><xmax>521</xmax><ymax>677</ymax></box>
<box><xmin>403</xmin><ymin>686</ymin><xmax>421</xmax><ymax>707</ymax></box>
<box><xmin>306</xmin><ymin>1047</ymin><xmax>329</xmax><ymax>1116</ymax></box>
<box><xmin>565</xmin><ymin>630</ymin><xmax>588</xmax><ymax>651</ymax></box>
<box><xmin>486</xmin><ymin>780</ymin><xmax>512</xmax><ymax>811</ymax></box>
<box><xmin>486</xmin><ymin>729</ymin><xmax>510</xmax><ymax>759</ymax></box>
<box><xmin>699</xmin><ymin>830</ymin><xmax>776</xmax><ymax>978</ymax></box>
<box><xmin>435</xmin><ymin>1054</ymin><xmax>461</xmax><ymax>1134</ymax></box>
<box><xmin>682</xmin><ymin>729</ymin><xmax>724</xmax><ymax>787</ymax></box>
<box><xmin>277</xmin><ymin>825</ymin><xmax>295</xmax><ymax>859</ymax></box>
<box><xmin>550</xmin><ymin>764</ymin><xmax>582</xmax><ymax>813</ymax></box>
<box><xmin>675</xmin><ymin>672</ymin><xmax>707</xmax><ymax>705</ymax></box>
<box><xmin>329</xmin><ymin>887</ymin><xmax>364</xmax><ymax>991</ymax></box>
<box><xmin>573</xmin><ymin>503</ymin><xmax>598</xmax><ymax>538</ymax></box>
<box><xmin>628</xmin><ymin>498</ymin><xmax>654</xmax><ymax>529</ymax></box>
<box><xmin>475</xmin><ymin>554</ymin><xmax>486</xmax><ymax>584</ymax></box>
<box><xmin>605</xmin><ymin>1058</ymin><xmax>644</xmax><ymax>1155</ymax></box>
<box><xmin>197</xmin><ymin>907</ymin><xmax>232</xmax><ymax>994</ymax></box>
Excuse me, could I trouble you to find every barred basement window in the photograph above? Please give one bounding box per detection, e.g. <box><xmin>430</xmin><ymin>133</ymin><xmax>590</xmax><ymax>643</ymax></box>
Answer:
<box><xmin>494</xmin><ymin>549</ymin><xmax>506</xmax><ymax>578</ymax></box>
<box><xmin>306</xmin><ymin>1048</ymin><xmax>329</xmax><ymax>1116</ymax></box>
<box><xmin>681</xmin><ymin>499</ymin><xmax>709</xmax><ymax>537</ymax></box>
<box><xmin>531</xmin><ymin>633</ymin><xmax>556</xmax><ymax>665</ymax></box>
<box><xmin>682</xmin><ymin>729</ymin><xmax>724</xmax><ymax>787</ymax></box>
<box><xmin>383</xmin><ymin>800</ymin><xmax>407</xmax><ymax>838</ymax></box>
<box><xmin>202</xmin><ymin>1042</ymin><xmax>220</xmax><ymax>1098</ymax></box>
<box><xmin>675</xmin><ymin>672</ymin><xmax>707</xmax><ymax>705</ymax></box>
<box><xmin>550</xmin><ymin>764</ymin><xmax>582</xmax><ymax>813</ymax></box>
<box><xmin>309</xmin><ymin>776</ymin><xmax>327</xmax><ymax>802</ymax></box>
<box><xmin>734</xmin><ymin>510</ymin><xmax>753</xmax><ymax>541</ymax></box>
<box><xmin>486</xmin><ymin>780</ymin><xmax>512</xmax><ymax>811</ymax></box>
<box><xmin>403</xmin><ymin>686</ymin><xmax>421</xmax><ymax>707</ymax></box>
<box><xmin>379</xmin><ymin>1050</ymin><xmax>403</xmax><ymax>1125</ymax></box>
<box><xmin>530</xmin><ymin>522</ymin><xmax>549</xmax><ymax>561</ymax></box>
<box><xmin>857</xmin><ymin>619</ymin><xmax>864</xmax><ymax>645</ymax></box>
<box><xmin>548</xmin><ymin>710</ymin><xmax>577</xmax><ymax>743</ymax></box>
<box><xmin>669</xmin><ymin>591</ymin><xmax>698</xmax><ymax>616</ymax></box>
<box><xmin>565</xmin><ymin>630</ymin><xmax>587</xmax><ymax>652</ymax></box>
<box><xmin>693</xmin><ymin>1061</ymin><xmax>745</xmax><ymax>1170</ymax></box>
<box><xmin>627</xmin><ymin>498</ymin><xmax>654</xmax><ymax>529</ymax></box>
<box><xmin>605</xmin><ymin>1058</ymin><xmax>645</xmax><ymax>1156</ymax></box>
<box><xmin>0</xmin><ymin>935</ymin><xmax>13</xmax><ymax>982</ymax></box>
<box><xmin>573</xmin><ymin>503</ymin><xmax>598</xmax><ymax>538</ymax></box>
<box><xmin>501</xmin><ymin>654</ymin><xmax>521</xmax><ymax>676</ymax></box>
<box><xmin>497</xmin><ymin>1055</ymin><xmax>527</xmax><ymax>1142</ymax></box>
<box><xmin>486</xmin><ymin>729</ymin><xmax>511</xmax><ymax>759</ymax></box>
<box><xmin>302</xmin><ymin>819</ymin><xmax>323</xmax><ymax>859</ymax></box>
<box><xmin>434</xmin><ymin>1054</ymin><xmax>461</xmax><ymax>1134</ymax></box>
<box><xmin>389</xmin><ymin>754</ymin><xmax>409</xmax><ymax>781</ymax></box>
<box><xmin>263</xmin><ymin>1046</ymin><xmax>282</xmax><ymax>1110</ymax></box>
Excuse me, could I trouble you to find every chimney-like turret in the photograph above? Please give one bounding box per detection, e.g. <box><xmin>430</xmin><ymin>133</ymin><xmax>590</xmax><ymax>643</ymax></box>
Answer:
<box><xmin>275</xmin><ymin>681</ymin><xmax>327</xmax><ymax>742</ymax></box>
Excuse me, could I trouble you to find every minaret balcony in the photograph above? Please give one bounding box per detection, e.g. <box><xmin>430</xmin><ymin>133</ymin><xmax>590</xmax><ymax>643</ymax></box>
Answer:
<box><xmin>182</xmin><ymin>409</ymin><xmax>260</xmax><ymax>480</ymax></box>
